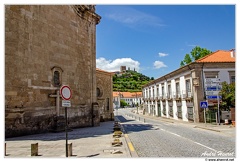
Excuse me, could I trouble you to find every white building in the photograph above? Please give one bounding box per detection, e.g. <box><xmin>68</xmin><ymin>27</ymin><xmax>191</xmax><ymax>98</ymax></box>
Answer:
<box><xmin>142</xmin><ymin>50</ymin><xmax>235</xmax><ymax>123</ymax></box>
<box><xmin>113</xmin><ymin>92</ymin><xmax>143</xmax><ymax>108</ymax></box>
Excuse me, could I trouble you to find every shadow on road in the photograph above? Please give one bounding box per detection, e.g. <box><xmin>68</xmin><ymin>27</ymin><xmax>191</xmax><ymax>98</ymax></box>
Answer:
<box><xmin>115</xmin><ymin>115</ymin><xmax>155</xmax><ymax>133</ymax></box>
<box><xmin>115</xmin><ymin>115</ymin><xmax>135</xmax><ymax>123</ymax></box>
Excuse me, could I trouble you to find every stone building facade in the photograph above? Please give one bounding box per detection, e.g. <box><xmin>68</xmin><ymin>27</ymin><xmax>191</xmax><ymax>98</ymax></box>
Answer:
<box><xmin>96</xmin><ymin>69</ymin><xmax>114</xmax><ymax>121</ymax></box>
<box><xmin>5</xmin><ymin>5</ymin><xmax>101</xmax><ymax>137</ymax></box>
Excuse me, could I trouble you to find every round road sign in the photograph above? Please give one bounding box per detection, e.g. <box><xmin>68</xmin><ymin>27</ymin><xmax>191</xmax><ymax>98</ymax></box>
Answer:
<box><xmin>60</xmin><ymin>85</ymin><xmax>72</xmax><ymax>100</ymax></box>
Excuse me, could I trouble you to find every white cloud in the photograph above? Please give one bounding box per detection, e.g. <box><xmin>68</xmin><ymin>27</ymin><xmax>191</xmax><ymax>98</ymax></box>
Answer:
<box><xmin>158</xmin><ymin>52</ymin><xmax>168</xmax><ymax>57</ymax></box>
<box><xmin>153</xmin><ymin>61</ymin><xmax>167</xmax><ymax>69</ymax></box>
<box><xmin>96</xmin><ymin>57</ymin><xmax>140</xmax><ymax>72</ymax></box>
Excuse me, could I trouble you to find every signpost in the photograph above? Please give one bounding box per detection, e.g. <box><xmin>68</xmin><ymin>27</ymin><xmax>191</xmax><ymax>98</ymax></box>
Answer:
<box><xmin>204</xmin><ymin>77</ymin><xmax>221</xmax><ymax>125</ymax></box>
<box><xmin>200</xmin><ymin>101</ymin><xmax>208</xmax><ymax>126</ymax></box>
<box><xmin>60</xmin><ymin>85</ymin><xmax>72</xmax><ymax>157</ymax></box>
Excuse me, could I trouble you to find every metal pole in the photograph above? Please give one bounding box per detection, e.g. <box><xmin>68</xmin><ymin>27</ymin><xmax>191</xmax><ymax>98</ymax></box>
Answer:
<box><xmin>217</xmin><ymin>96</ymin><xmax>220</xmax><ymax>125</ymax></box>
<box><xmin>204</xmin><ymin>108</ymin><xmax>206</xmax><ymax>127</ymax></box>
<box><xmin>65</xmin><ymin>107</ymin><xmax>68</xmax><ymax>157</ymax></box>
<box><xmin>217</xmin><ymin>80</ymin><xmax>220</xmax><ymax>125</ymax></box>
<box><xmin>56</xmin><ymin>90</ymin><xmax>60</xmax><ymax>116</ymax></box>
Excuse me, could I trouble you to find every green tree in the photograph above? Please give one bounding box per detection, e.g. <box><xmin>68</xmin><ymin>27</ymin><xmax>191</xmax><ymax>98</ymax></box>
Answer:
<box><xmin>219</xmin><ymin>82</ymin><xmax>235</xmax><ymax>110</ymax></box>
<box><xmin>180</xmin><ymin>46</ymin><xmax>212</xmax><ymax>66</ymax></box>
<box><xmin>120</xmin><ymin>100</ymin><xmax>128</xmax><ymax>107</ymax></box>
<box><xmin>183</xmin><ymin>53</ymin><xmax>192</xmax><ymax>65</ymax></box>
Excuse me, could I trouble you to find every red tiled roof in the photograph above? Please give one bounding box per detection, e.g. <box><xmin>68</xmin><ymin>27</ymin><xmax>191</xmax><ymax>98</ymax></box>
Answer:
<box><xmin>196</xmin><ymin>50</ymin><xmax>235</xmax><ymax>63</ymax></box>
<box><xmin>96</xmin><ymin>68</ymin><xmax>113</xmax><ymax>75</ymax></box>
<box><xmin>113</xmin><ymin>91</ymin><xmax>142</xmax><ymax>98</ymax></box>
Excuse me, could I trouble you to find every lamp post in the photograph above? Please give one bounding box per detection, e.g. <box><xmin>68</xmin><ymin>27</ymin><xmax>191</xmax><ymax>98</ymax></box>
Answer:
<box><xmin>135</xmin><ymin>92</ymin><xmax>139</xmax><ymax>114</ymax></box>
<box><xmin>117</xmin><ymin>91</ymin><xmax>121</xmax><ymax>117</ymax></box>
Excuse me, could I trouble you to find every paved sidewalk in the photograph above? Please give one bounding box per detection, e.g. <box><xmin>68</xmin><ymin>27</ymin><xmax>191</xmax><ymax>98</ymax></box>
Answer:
<box><xmin>127</xmin><ymin>108</ymin><xmax>235</xmax><ymax>137</ymax></box>
<box><xmin>5</xmin><ymin>121</ymin><xmax>131</xmax><ymax>158</ymax></box>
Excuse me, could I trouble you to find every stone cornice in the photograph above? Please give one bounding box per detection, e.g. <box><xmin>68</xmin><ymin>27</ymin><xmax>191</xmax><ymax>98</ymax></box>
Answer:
<box><xmin>72</xmin><ymin>5</ymin><xmax>101</xmax><ymax>25</ymax></box>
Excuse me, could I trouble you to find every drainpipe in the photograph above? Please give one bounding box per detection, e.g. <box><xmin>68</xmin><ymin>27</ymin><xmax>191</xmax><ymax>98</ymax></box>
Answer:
<box><xmin>187</xmin><ymin>64</ymin><xmax>195</xmax><ymax>123</ymax></box>
<box><xmin>201</xmin><ymin>63</ymin><xmax>205</xmax><ymax>99</ymax></box>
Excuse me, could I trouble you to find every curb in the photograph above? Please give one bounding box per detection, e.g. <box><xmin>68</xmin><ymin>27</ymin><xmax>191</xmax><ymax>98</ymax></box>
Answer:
<box><xmin>115</xmin><ymin>117</ymin><xmax>139</xmax><ymax>158</ymax></box>
<box><xmin>123</xmin><ymin>133</ymin><xmax>138</xmax><ymax>157</ymax></box>
<box><xmin>193</xmin><ymin>126</ymin><xmax>221</xmax><ymax>132</ymax></box>
<box><xmin>129</xmin><ymin>111</ymin><xmax>228</xmax><ymax>133</ymax></box>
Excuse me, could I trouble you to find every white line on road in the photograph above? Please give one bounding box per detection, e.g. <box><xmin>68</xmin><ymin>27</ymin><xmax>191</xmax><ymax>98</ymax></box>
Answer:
<box><xmin>160</xmin><ymin>128</ymin><xmax>217</xmax><ymax>152</ymax></box>
<box><xmin>194</xmin><ymin>142</ymin><xmax>217</xmax><ymax>152</ymax></box>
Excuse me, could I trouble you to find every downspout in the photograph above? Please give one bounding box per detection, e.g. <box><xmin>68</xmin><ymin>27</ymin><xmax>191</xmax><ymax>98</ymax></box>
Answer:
<box><xmin>187</xmin><ymin>64</ymin><xmax>194</xmax><ymax>122</ymax></box>
<box><xmin>201</xmin><ymin>63</ymin><xmax>205</xmax><ymax>99</ymax></box>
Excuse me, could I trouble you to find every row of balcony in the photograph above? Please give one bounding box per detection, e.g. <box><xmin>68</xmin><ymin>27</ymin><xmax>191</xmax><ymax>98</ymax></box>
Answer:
<box><xmin>143</xmin><ymin>91</ymin><xmax>193</xmax><ymax>101</ymax></box>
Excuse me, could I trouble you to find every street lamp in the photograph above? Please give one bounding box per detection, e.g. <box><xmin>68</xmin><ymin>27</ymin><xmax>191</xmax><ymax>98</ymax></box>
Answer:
<box><xmin>135</xmin><ymin>92</ymin><xmax>139</xmax><ymax>114</ymax></box>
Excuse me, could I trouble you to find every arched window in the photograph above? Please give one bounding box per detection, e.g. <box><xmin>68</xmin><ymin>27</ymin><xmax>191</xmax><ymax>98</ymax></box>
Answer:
<box><xmin>97</xmin><ymin>88</ymin><xmax>101</xmax><ymax>97</ymax></box>
<box><xmin>51</xmin><ymin>66</ymin><xmax>63</xmax><ymax>87</ymax></box>
<box><xmin>53</xmin><ymin>71</ymin><xmax>60</xmax><ymax>86</ymax></box>
<box><xmin>96</xmin><ymin>87</ymin><xmax>103</xmax><ymax>97</ymax></box>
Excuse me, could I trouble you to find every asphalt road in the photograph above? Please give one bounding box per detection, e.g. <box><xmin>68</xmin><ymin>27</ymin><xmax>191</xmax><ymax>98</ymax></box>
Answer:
<box><xmin>116</xmin><ymin>108</ymin><xmax>235</xmax><ymax>158</ymax></box>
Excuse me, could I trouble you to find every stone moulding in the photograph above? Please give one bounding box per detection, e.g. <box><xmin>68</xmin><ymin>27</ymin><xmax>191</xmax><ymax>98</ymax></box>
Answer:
<box><xmin>72</xmin><ymin>5</ymin><xmax>101</xmax><ymax>24</ymax></box>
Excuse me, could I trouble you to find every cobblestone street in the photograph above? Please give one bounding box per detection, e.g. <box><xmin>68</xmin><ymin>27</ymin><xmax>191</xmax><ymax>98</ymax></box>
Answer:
<box><xmin>116</xmin><ymin>108</ymin><xmax>235</xmax><ymax>158</ymax></box>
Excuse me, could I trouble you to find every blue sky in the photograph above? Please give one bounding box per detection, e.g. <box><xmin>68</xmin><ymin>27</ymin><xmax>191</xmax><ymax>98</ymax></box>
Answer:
<box><xmin>95</xmin><ymin>5</ymin><xmax>235</xmax><ymax>79</ymax></box>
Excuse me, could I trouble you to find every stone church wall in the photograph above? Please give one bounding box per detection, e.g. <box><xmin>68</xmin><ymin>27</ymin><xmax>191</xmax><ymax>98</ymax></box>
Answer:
<box><xmin>5</xmin><ymin>5</ymin><xmax>101</xmax><ymax>137</ymax></box>
<box><xmin>96</xmin><ymin>69</ymin><xmax>114</xmax><ymax>121</ymax></box>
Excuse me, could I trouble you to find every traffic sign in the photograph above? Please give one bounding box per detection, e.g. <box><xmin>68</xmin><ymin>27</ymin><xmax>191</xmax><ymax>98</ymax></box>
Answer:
<box><xmin>205</xmin><ymin>78</ymin><xmax>221</xmax><ymax>83</ymax></box>
<box><xmin>206</xmin><ymin>96</ymin><xmax>222</xmax><ymax>99</ymax></box>
<box><xmin>60</xmin><ymin>85</ymin><xmax>72</xmax><ymax>100</ymax></box>
<box><xmin>200</xmin><ymin>101</ymin><xmax>208</xmax><ymax>108</ymax></box>
<box><xmin>205</xmin><ymin>86</ymin><xmax>221</xmax><ymax>91</ymax></box>
<box><xmin>205</xmin><ymin>91</ymin><xmax>220</xmax><ymax>96</ymax></box>
<box><xmin>60</xmin><ymin>86</ymin><xmax>72</xmax><ymax>100</ymax></box>
<box><xmin>62</xmin><ymin>100</ymin><xmax>71</xmax><ymax>107</ymax></box>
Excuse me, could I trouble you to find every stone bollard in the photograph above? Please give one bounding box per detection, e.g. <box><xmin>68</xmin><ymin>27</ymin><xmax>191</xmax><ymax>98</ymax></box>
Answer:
<box><xmin>5</xmin><ymin>143</ymin><xmax>6</xmax><ymax>156</ymax></box>
<box><xmin>68</xmin><ymin>143</ymin><xmax>72</xmax><ymax>156</ymax></box>
<box><xmin>31</xmin><ymin>143</ymin><xmax>38</xmax><ymax>156</ymax></box>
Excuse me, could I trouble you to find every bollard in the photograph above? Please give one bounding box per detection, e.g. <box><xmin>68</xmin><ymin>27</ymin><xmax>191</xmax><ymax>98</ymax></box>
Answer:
<box><xmin>5</xmin><ymin>143</ymin><xmax>6</xmax><ymax>156</ymax></box>
<box><xmin>139</xmin><ymin>117</ymin><xmax>140</xmax><ymax>121</ymax></box>
<box><xmin>67</xmin><ymin>143</ymin><xmax>72</xmax><ymax>156</ymax></box>
<box><xmin>144</xmin><ymin>119</ymin><xmax>145</xmax><ymax>123</ymax></box>
<box><xmin>31</xmin><ymin>143</ymin><xmax>38</xmax><ymax>156</ymax></box>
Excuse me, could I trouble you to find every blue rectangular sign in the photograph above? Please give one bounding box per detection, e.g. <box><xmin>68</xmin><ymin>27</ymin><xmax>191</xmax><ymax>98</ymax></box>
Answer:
<box><xmin>206</xmin><ymin>96</ymin><xmax>222</xmax><ymax>99</ymax></box>
<box><xmin>205</xmin><ymin>87</ymin><xmax>220</xmax><ymax>91</ymax></box>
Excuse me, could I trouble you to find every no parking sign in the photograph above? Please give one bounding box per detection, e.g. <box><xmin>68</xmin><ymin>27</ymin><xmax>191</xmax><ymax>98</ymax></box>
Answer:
<box><xmin>60</xmin><ymin>85</ymin><xmax>72</xmax><ymax>107</ymax></box>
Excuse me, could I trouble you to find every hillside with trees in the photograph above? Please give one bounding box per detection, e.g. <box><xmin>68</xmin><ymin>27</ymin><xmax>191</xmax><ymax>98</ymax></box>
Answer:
<box><xmin>113</xmin><ymin>70</ymin><xmax>154</xmax><ymax>92</ymax></box>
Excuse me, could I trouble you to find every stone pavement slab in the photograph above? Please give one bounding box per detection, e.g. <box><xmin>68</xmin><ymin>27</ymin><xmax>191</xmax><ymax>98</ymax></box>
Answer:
<box><xmin>5</xmin><ymin>121</ymin><xmax>131</xmax><ymax>158</ymax></box>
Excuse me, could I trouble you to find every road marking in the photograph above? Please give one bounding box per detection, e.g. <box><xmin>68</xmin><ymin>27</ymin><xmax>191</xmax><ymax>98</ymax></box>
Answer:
<box><xmin>160</xmin><ymin>128</ymin><xmax>181</xmax><ymax>137</ymax></box>
<box><xmin>194</xmin><ymin>142</ymin><xmax>217</xmax><ymax>152</ymax></box>
<box><xmin>128</xmin><ymin>142</ymin><xmax>135</xmax><ymax>152</ymax></box>
<box><xmin>160</xmin><ymin>128</ymin><xmax>217</xmax><ymax>152</ymax></box>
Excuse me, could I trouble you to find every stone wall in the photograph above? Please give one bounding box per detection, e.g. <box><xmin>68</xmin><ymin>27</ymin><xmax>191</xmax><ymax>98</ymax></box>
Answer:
<box><xmin>96</xmin><ymin>69</ymin><xmax>114</xmax><ymax>121</ymax></box>
<box><xmin>5</xmin><ymin>5</ymin><xmax>101</xmax><ymax>137</ymax></box>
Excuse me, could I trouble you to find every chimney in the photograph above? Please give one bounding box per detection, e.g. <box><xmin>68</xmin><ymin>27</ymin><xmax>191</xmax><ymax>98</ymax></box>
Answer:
<box><xmin>230</xmin><ymin>49</ymin><xmax>235</xmax><ymax>58</ymax></box>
